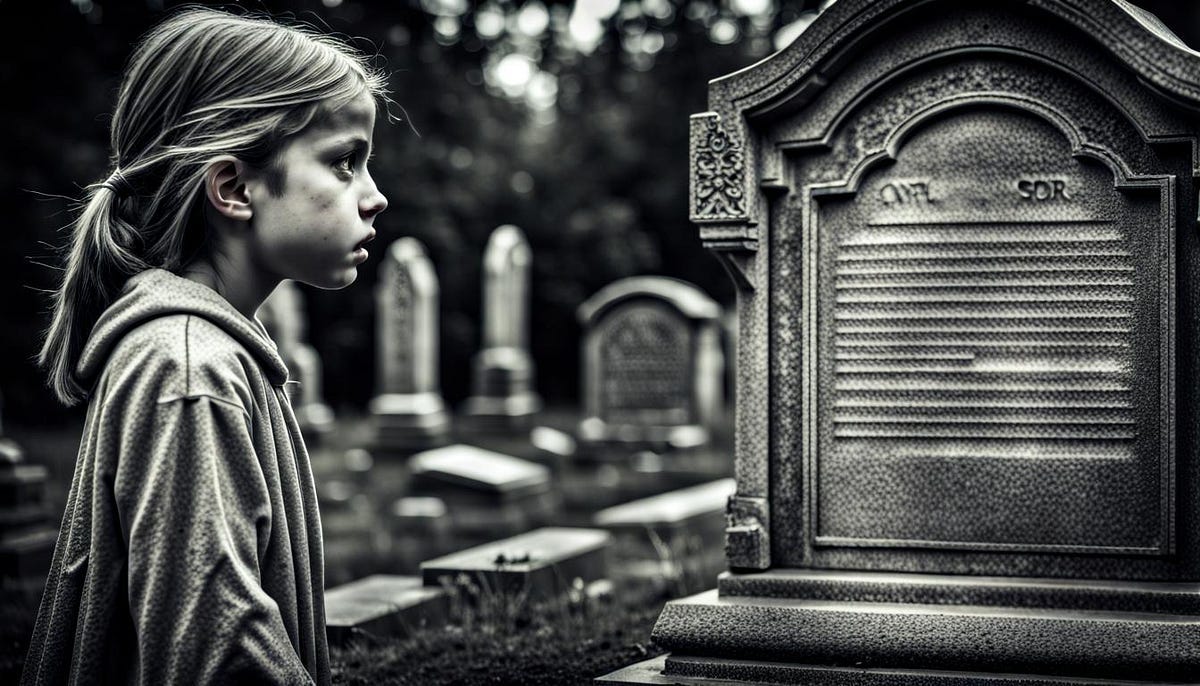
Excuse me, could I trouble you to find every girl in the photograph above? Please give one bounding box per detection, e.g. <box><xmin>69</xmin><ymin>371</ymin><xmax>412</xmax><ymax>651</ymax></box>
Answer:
<box><xmin>25</xmin><ymin>7</ymin><xmax>388</xmax><ymax>685</ymax></box>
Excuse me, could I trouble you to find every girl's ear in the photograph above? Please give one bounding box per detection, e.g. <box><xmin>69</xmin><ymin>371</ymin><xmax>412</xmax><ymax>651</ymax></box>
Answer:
<box><xmin>204</xmin><ymin>158</ymin><xmax>253</xmax><ymax>221</ymax></box>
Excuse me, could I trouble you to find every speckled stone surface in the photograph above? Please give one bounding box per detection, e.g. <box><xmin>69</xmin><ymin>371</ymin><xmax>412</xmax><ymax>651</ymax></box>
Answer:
<box><xmin>597</xmin><ymin>654</ymin><xmax>1197</xmax><ymax>685</ymax></box>
<box><xmin>650</xmin><ymin>590</ymin><xmax>1200</xmax><ymax>681</ymax></box>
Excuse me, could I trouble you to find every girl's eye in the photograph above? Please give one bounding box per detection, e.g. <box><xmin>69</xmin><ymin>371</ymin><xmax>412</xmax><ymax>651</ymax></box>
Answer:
<box><xmin>334</xmin><ymin>154</ymin><xmax>357</xmax><ymax>176</ymax></box>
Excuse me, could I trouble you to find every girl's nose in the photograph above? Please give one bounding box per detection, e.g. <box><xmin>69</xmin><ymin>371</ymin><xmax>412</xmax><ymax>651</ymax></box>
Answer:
<box><xmin>361</xmin><ymin>184</ymin><xmax>388</xmax><ymax>218</ymax></box>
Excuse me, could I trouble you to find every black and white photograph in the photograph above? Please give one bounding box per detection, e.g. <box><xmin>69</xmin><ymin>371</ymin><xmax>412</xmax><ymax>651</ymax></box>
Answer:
<box><xmin>3</xmin><ymin>0</ymin><xmax>1200</xmax><ymax>683</ymax></box>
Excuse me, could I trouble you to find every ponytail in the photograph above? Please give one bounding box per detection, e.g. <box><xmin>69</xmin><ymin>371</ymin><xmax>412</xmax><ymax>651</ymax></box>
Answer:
<box><xmin>39</xmin><ymin>174</ymin><xmax>150</xmax><ymax>405</ymax></box>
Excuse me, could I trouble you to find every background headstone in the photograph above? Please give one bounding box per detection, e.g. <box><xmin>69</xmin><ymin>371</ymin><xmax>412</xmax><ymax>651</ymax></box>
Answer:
<box><xmin>577</xmin><ymin>277</ymin><xmax>724</xmax><ymax>452</ymax></box>
<box><xmin>259</xmin><ymin>280</ymin><xmax>334</xmax><ymax>440</ymax></box>
<box><xmin>463</xmin><ymin>225</ymin><xmax>542</xmax><ymax>432</ymax></box>
<box><xmin>0</xmin><ymin>392</ymin><xmax>57</xmax><ymax>591</ymax></box>
<box><xmin>369</xmin><ymin>238</ymin><xmax>450</xmax><ymax>453</ymax></box>
<box><xmin>408</xmin><ymin>444</ymin><xmax>558</xmax><ymax>546</ymax></box>
<box><xmin>420</xmin><ymin>527</ymin><xmax>611</xmax><ymax>601</ymax></box>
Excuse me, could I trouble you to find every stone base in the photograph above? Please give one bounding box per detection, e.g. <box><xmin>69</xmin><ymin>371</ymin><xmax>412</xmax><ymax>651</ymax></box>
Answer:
<box><xmin>638</xmin><ymin>587</ymin><xmax>1200</xmax><ymax>683</ymax></box>
<box><xmin>461</xmin><ymin>392</ymin><xmax>542</xmax><ymax>433</ymax></box>
<box><xmin>595</xmin><ymin>654</ymin><xmax>1194</xmax><ymax>685</ymax></box>
<box><xmin>294</xmin><ymin>402</ymin><xmax>335</xmax><ymax>443</ymax></box>
<box><xmin>370</xmin><ymin>392</ymin><xmax>451</xmax><ymax>453</ymax></box>
<box><xmin>325</xmin><ymin>575</ymin><xmax>448</xmax><ymax>646</ymax></box>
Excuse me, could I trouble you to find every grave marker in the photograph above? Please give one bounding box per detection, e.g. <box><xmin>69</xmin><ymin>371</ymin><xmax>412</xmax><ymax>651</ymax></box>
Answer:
<box><xmin>409</xmin><ymin>444</ymin><xmax>558</xmax><ymax>544</ymax></box>
<box><xmin>603</xmin><ymin>0</ymin><xmax>1200</xmax><ymax>683</ymax></box>
<box><xmin>369</xmin><ymin>238</ymin><xmax>450</xmax><ymax>452</ymax></box>
<box><xmin>259</xmin><ymin>281</ymin><xmax>333</xmax><ymax>439</ymax></box>
<box><xmin>420</xmin><ymin>527</ymin><xmax>611</xmax><ymax>601</ymax></box>
<box><xmin>463</xmin><ymin>225</ymin><xmax>542</xmax><ymax>431</ymax></box>
<box><xmin>324</xmin><ymin>575</ymin><xmax>448</xmax><ymax>646</ymax></box>
<box><xmin>577</xmin><ymin>277</ymin><xmax>724</xmax><ymax>451</ymax></box>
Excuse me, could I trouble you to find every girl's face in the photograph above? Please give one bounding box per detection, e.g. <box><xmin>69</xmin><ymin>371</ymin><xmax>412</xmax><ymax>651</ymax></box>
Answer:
<box><xmin>245</xmin><ymin>89</ymin><xmax>388</xmax><ymax>290</ymax></box>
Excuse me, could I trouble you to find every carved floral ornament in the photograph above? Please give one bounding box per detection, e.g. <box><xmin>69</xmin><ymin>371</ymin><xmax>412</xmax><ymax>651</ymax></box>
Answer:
<box><xmin>694</xmin><ymin>120</ymin><xmax>747</xmax><ymax>219</ymax></box>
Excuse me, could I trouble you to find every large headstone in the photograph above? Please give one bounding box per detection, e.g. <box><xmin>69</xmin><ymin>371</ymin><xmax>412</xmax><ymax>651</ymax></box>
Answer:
<box><xmin>603</xmin><ymin>0</ymin><xmax>1200</xmax><ymax>683</ymax></box>
<box><xmin>369</xmin><ymin>238</ymin><xmax>450</xmax><ymax>453</ymax></box>
<box><xmin>463</xmin><ymin>225</ymin><xmax>542</xmax><ymax>432</ymax></box>
<box><xmin>577</xmin><ymin>277</ymin><xmax>724</xmax><ymax>452</ymax></box>
<box><xmin>259</xmin><ymin>281</ymin><xmax>334</xmax><ymax>440</ymax></box>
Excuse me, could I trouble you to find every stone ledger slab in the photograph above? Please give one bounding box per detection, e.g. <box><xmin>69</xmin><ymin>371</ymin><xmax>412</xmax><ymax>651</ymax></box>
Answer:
<box><xmin>421</xmin><ymin>527</ymin><xmax>611</xmax><ymax>600</ymax></box>
<box><xmin>324</xmin><ymin>574</ymin><xmax>448</xmax><ymax>646</ymax></box>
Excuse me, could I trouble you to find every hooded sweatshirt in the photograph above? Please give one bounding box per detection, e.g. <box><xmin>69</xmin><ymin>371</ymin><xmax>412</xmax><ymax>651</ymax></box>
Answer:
<box><xmin>22</xmin><ymin>269</ymin><xmax>329</xmax><ymax>686</ymax></box>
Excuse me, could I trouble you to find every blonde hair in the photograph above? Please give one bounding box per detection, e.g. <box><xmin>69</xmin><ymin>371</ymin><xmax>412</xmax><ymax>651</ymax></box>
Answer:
<box><xmin>40</xmin><ymin>7</ymin><xmax>389</xmax><ymax>406</ymax></box>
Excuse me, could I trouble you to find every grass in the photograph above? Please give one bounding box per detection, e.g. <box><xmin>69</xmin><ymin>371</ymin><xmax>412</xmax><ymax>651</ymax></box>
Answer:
<box><xmin>331</xmin><ymin>575</ymin><xmax>673</xmax><ymax>685</ymax></box>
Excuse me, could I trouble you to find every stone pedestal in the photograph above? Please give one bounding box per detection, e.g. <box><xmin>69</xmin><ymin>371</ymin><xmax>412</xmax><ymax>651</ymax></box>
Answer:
<box><xmin>259</xmin><ymin>281</ymin><xmax>334</xmax><ymax>442</ymax></box>
<box><xmin>463</xmin><ymin>225</ymin><xmax>542</xmax><ymax>432</ymax></box>
<box><xmin>370</xmin><ymin>238</ymin><xmax>450</xmax><ymax>454</ymax></box>
<box><xmin>0</xmin><ymin>436</ymin><xmax>57</xmax><ymax>591</ymax></box>
<box><xmin>602</xmin><ymin>0</ymin><xmax>1200</xmax><ymax>683</ymax></box>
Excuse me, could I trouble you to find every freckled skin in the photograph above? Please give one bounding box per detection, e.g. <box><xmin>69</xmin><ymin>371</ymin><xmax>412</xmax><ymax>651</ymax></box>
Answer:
<box><xmin>245</xmin><ymin>90</ymin><xmax>388</xmax><ymax>290</ymax></box>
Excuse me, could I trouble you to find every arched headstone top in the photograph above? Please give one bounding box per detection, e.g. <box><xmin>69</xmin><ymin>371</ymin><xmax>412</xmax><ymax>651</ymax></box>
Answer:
<box><xmin>483</xmin><ymin>224</ymin><xmax>531</xmax><ymax>276</ymax></box>
<box><xmin>710</xmin><ymin>0</ymin><xmax>1200</xmax><ymax>113</ymax></box>
<box><xmin>690</xmin><ymin>0</ymin><xmax>1200</xmax><ymax>271</ymax></box>
<box><xmin>577</xmin><ymin>276</ymin><xmax>721</xmax><ymax>325</ymax></box>
<box><xmin>383</xmin><ymin>237</ymin><xmax>438</xmax><ymax>297</ymax></box>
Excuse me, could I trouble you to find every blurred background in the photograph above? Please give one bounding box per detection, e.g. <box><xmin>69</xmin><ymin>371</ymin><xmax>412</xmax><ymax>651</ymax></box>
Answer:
<box><xmin>1</xmin><ymin>0</ymin><xmax>1196</xmax><ymax>428</ymax></box>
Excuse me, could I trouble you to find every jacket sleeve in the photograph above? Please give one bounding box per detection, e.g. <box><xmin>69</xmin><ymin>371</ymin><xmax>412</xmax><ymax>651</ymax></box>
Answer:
<box><xmin>114</xmin><ymin>393</ymin><xmax>315</xmax><ymax>685</ymax></box>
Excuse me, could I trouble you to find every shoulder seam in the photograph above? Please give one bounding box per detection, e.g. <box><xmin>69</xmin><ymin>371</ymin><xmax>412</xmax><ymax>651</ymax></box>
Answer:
<box><xmin>156</xmin><ymin>392</ymin><xmax>253</xmax><ymax>422</ymax></box>
<box><xmin>184</xmin><ymin>315</ymin><xmax>191</xmax><ymax>396</ymax></box>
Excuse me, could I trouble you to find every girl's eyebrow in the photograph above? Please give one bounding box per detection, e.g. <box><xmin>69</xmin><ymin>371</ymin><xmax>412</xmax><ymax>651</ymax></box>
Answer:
<box><xmin>325</xmin><ymin>136</ymin><xmax>371</xmax><ymax>153</ymax></box>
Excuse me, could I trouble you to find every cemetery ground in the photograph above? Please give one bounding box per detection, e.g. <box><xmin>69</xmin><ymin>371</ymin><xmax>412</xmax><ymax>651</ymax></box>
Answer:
<box><xmin>0</xmin><ymin>407</ymin><xmax>732</xmax><ymax>684</ymax></box>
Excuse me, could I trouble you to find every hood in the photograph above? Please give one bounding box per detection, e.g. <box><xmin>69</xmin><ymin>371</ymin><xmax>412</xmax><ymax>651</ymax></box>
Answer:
<box><xmin>76</xmin><ymin>268</ymin><xmax>289</xmax><ymax>388</ymax></box>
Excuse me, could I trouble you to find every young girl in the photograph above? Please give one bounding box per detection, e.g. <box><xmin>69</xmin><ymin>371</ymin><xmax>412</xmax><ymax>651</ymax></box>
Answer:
<box><xmin>25</xmin><ymin>8</ymin><xmax>388</xmax><ymax>685</ymax></box>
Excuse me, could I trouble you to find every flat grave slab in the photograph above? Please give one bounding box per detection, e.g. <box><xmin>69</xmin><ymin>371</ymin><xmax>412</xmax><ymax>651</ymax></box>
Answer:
<box><xmin>324</xmin><ymin>574</ymin><xmax>448</xmax><ymax>646</ymax></box>
<box><xmin>421</xmin><ymin>527</ymin><xmax>611</xmax><ymax>601</ymax></box>
<box><xmin>409</xmin><ymin>443</ymin><xmax>550</xmax><ymax>500</ymax></box>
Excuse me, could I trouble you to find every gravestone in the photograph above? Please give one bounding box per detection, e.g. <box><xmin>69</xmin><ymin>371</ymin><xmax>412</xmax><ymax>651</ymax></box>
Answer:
<box><xmin>0</xmin><ymin>394</ymin><xmax>58</xmax><ymax>590</ymax></box>
<box><xmin>602</xmin><ymin>0</ymin><xmax>1200</xmax><ymax>683</ymax></box>
<box><xmin>594</xmin><ymin>478</ymin><xmax>736</xmax><ymax>589</ymax></box>
<box><xmin>463</xmin><ymin>225</ymin><xmax>542</xmax><ymax>432</ymax></box>
<box><xmin>420</xmin><ymin>527</ymin><xmax>612</xmax><ymax>601</ymax></box>
<box><xmin>577</xmin><ymin>277</ymin><xmax>724</xmax><ymax>453</ymax></box>
<box><xmin>324</xmin><ymin>574</ymin><xmax>448</xmax><ymax>646</ymax></box>
<box><xmin>387</xmin><ymin>496</ymin><xmax>453</xmax><ymax>572</ymax></box>
<box><xmin>259</xmin><ymin>281</ymin><xmax>334</xmax><ymax>440</ymax></box>
<box><xmin>408</xmin><ymin>444</ymin><xmax>558</xmax><ymax>545</ymax></box>
<box><xmin>369</xmin><ymin>238</ymin><xmax>450</xmax><ymax>453</ymax></box>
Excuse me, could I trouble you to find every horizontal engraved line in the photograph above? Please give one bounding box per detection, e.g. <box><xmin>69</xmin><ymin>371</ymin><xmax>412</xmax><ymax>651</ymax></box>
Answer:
<box><xmin>833</xmin><ymin>399</ymin><xmax>1130</xmax><ymax>409</ymax></box>
<box><xmin>834</xmin><ymin>312</ymin><xmax>1132</xmax><ymax>320</ymax></box>
<box><xmin>835</xmin><ymin>368</ymin><xmax>1127</xmax><ymax>375</ymax></box>
<box><xmin>835</xmin><ymin>265</ymin><xmax>1135</xmax><ymax>276</ymax></box>
<box><xmin>834</xmin><ymin>281</ymin><xmax>1133</xmax><ymax>290</ymax></box>
<box><xmin>864</xmin><ymin>219</ymin><xmax>1112</xmax><ymax>227</ymax></box>
<box><xmin>840</xmin><ymin>235</ymin><xmax>1122</xmax><ymax>248</ymax></box>
<box><xmin>832</xmin><ymin>416</ymin><xmax>1134</xmax><ymax>425</ymax></box>
<box><xmin>836</xmin><ymin>251</ymin><xmax>1129</xmax><ymax>262</ymax></box>
<box><xmin>834</xmin><ymin>352</ymin><xmax>977</xmax><ymax>360</ymax></box>
<box><xmin>833</xmin><ymin>428</ymin><xmax>1135</xmax><ymax>439</ymax></box>
<box><xmin>835</xmin><ymin>340</ymin><xmax>1128</xmax><ymax>348</ymax></box>
<box><xmin>835</xmin><ymin>380</ymin><xmax>1129</xmax><ymax>391</ymax></box>
<box><xmin>835</xmin><ymin>326</ymin><xmax>1130</xmax><ymax>334</ymax></box>
<box><xmin>836</xmin><ymin>293</ymin><xmax>1133</xmax><ymax>304</ymax></box>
